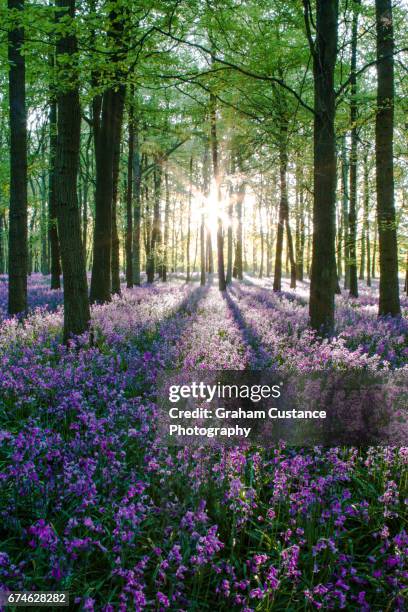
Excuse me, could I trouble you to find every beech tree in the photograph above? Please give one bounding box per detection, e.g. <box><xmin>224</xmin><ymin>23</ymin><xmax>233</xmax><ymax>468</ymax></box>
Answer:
<box><xmin>54</xmin><ymin>0</ymin><xmax>90</xmax><ymax>341</ymax></box>
<box><xmin>375</xmin><ymin>0</ymin><xmax>400</xmax><ymax>316</ymax></box>
<box><xmin>8</xmin><ymin>0</ymin><xmax>28</xmax><ymax>315</ymax></box>
<box><xmin>304</xmin><ymin>0</ymin><xmax>339</xmax><ymax>335</ymax></box>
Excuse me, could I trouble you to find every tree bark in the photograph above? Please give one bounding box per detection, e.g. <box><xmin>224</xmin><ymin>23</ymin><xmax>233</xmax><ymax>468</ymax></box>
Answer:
<box><xmin>55</xmin><ymin>0</ymin><xmax>90</xmax><ymax>341</ymax></box>
<box><xmin>348</xmin><ymin>0</ymin><xmax>361</xmax><ymax>297</ymax></box>
<box><xmin>125</xmin><ymin>101</ymin><xmax>134</xmax><ymax>288</ymax></box>
<box><xmin>375</xmin><ymin>0</ymin><xmax>400</xmax><ymax>316</ymax></box>
<box><xmin>363</xmin><ymin>150</ymin><xmax>371</xmax><ymax>287</ymax></box>
<box><xmin>286</xmin><ymin>217</ymin><xmax>297</xmax><ymax>289</ymax></box>
<box><xmin>80</xmin><ymin>131</ymin><xmax>92</xmax><ymax>273</ymax></box>
<box><xmin>200</xmin><ymin>212</ymin><xmax>206</xmax><ymax>286</ymax></box>
<box><xmin>0</xmin><ymin>213</ymin><xmax>5</xmax><ymax>274</ymax></box>
<box><xmin>162</xmin><ymin>169</ymin><xmax>171</xmax><ymax>282</ymax></box>
<box><xmin>210</xmin><ymin>93</ymin><xmax>226</xmax><ymax>291</ymax></box>
<box><xmin>372</xmin><ymin>218</ymin><xmax>377</xmax><ymax>279</ymax></box>
<box><xmin>8</xmin><ymin>0</ymin><xmax>28</xmax><ymax>315</ymax></box>
<box><xmin>132</xmin><ymin>122</ymin><xmax>142</xmax><ymax>285</ymax></box>
<box><xmin>111</xmin><ymin>99</ymin><xmax>124</xmax><ymax>296</ymax></box>
<box><xmin>259</xmin><ymin>200</ymin><xmax>264</xmax><ymax>279</ymax></box>
<box><xmin>40</xmin><ymin>177</ymin><xmax>49</xmax><ymax>275</ymax></box>
<box><xmin>273</xmin><ymin>122</ymin><xmax>288</xmax><ymax>292</ymax></box>
<box><xmin>307</xmin><ymin>0</ymin><xmax>338</xmax><ymax>335</ymax></box>
<box><xmin>147</xmin><ymin>160</ymin><xmax>162</xmax><ymax>282</ymax></box>
<box><xmin>90</xmin><ymin>5</ymin><xmax>126</xmax><ymax>303</ymax></box>
<box><xmin>186</xmin><ymin>156</ymin><xmax>192</xmax><ymax>281</ymax></box>
<box><xmin>295</xmin><ymin>163</ymin><xmax>305</xmax><ymax>281</ymax></box>
<box><xmin>226</xmin><ymin>158</ymin><xmax>234</xmax><ymax>284</ymax></box>
<box><xmin>233</xmin><ymin>177</ymin><xmax>244</xmax><ymax>280</ymax></box>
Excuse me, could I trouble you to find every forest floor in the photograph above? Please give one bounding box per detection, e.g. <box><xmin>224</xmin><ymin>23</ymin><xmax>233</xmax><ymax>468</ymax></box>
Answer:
<box><xmin>0</xmin><ymin>274</ymin><xmax>407</xmax><ymax>611</ymax></box>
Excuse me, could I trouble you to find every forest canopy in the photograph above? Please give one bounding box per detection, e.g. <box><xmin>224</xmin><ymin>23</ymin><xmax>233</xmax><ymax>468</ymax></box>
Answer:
<box><xmin>1</xmin><ymin>0</ymin><xmax>407</xmax><ymax>339</ymax></box>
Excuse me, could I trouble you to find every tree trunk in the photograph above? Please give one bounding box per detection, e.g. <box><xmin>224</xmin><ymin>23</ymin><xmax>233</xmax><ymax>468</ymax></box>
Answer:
<box><xmin>111</xmin><ymin>99</ymin><xmax>124</xmax><ymax>296</ymax></box>
<box><xmin>210</xmin><ymin>93</ymin><xmax>226</xmax><ymax>291</ymax></box>
<box><xmin>259</xmin><ymin>225</ymin><xmax>264</xmax><ymax>279</ymax></box>
<box><xmin>8</xmin><ymin>0</ymin><xmax>28</xmax><ymax>315</ymax></box>
<box><xmin>295</xmin><ymin>162</ymin><xmax>305</xmax><ymax>281</ymax></box>
<box><xmin>307</xmin><ymin>0</ymin><xmax>338</xmax><ymax>335</ymax></box>
<box><xmin>233</xmin><ymin>179</ymin><xmax>244</xmax><ymax>280</ymax></box>
<box><xmin>252</xmin><ymin>204</ymin><xmax>257</xmax><ymax>275</ymax></box>
<box><xmin>363</xmin><ymin>151</ymin><xmax>371</xmax><ymax>287</ymax></box>
<box><xmin>186</xmin><ymin>156</ymin><xmax>192</xmax><ymax>281</ymax></box>
<box><xmin>273</xmin><ymin>123</ymin><xmax>288</xmax><ymax>292</ymax></box>
<box><xmin>226</xmin><ymin>204</ymin><xmax>233</xmax><ymax>284</ymax></box>
<box><xmin>359</xmin><ymin>220</ymin><xmax>365</xmax><ymax>281</ymax></box>
<box><xmin>132</xmin><ymin>122</ymin><xmax>142</xmax><ymax>285</ymax></box>
<box><xmin>147</xmin><ymin>160</ymin><xmax>162</xmax><ymax>282</ymax></box>
<box><xmin>206</xmin><ymin>230</ymin><xmax>213</xmax><ymax>274</ymax></box>
<box><xmin>90</xmin><ymin>6</ymin><xmax>126</xmax><ymax>304</ymax></box>
<box><xmin>226</xmin><ymin>164</ymin><xmax>233</xmax><ymax>284</ymax></box>
<box><xmin>55</xmin><ymin>0</ymin><xmax>90</xmax><ymax>341</ymax></box>
<box><xmin>192</xmin><ymin>226</ymin><xmax>199</xmax><ymax>276</ymax></box>
<box><xmin>125</xmin><ymin>102</ymin><xmax>134</xmax><ymax>288</ymax></box>
<box><xmin>200</xmin><ymin>212</ymin><xmax>206</xmax><ymax>286</ymax></box>
<box><xmin>372</xmin><ymin>219</ymin><xmax>377</xmax><ymax>279</ymax></box>
<box><xmin>81</xmin><ymin>143</ymin><xmax>90</xmax><ymax>272</ymax></box>
<box><xmin>162</xmin><ymin>170</ymin><xmax>170</xmax><ymax>282</ymax></box>
<box><xmin>375</xmin><ymin>0</ymin><xmax>400</xmax><ymax>316</ymax></box>
<box><xmin>286</xmin><ymin>217</ymin><xmax>297</xmax><ymax>289</ymax></box>
<box><xmin>341</xmin><ymin>139</ymin><xmax>350</xmax><ymax>290</ymax></box>
<box><xmin>348</xmin><ymin>0</ymin><xmax>361</xmax><ymax>297</ymax></box>
<box><xmin>0</xmin><ymin>213</ymin><xmax>5</xmax><ymax>274</ymax></box>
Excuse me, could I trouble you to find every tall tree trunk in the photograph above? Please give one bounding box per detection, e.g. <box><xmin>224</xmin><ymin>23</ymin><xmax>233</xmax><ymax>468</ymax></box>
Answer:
<box><xmin>179</xmin><ymin>218</ymin><xmax>184</xmax><ymax>274</ymax></box>
<box><xmin>162</xmin><ymin>170</ymin><xmax>170</xmax><ymax>282</ymax></box>
<box><xmin>295</xmin><ymin>162</ymin><xmax>305</xmax><ymax>281</ymax></box>
<box><xmin>233</xmin><ymin>178</ymin><xmax>244</xmax><ymax>280</ymax></box>
<box><xmin>0</xmin><ymin>213</ymin><xmax>5</xmax><ymax>274</ymax></box>
<box><xmin>375</xmin><ymin>0</ymin><xmax>400</xmax><ymax>316</ymax></box>
<box><xmin>125</xmin><ymin>102</ymin><xmax>134</xmax><ymax>288</ymax></box>
<box><xmin>286</xmin><ymin>217</ymin><xmax>297</xmax><ymax>289</ymax></box>
<box><xmin>259</xmin><ymin>201</ymin><xmax>264</xmax><ymax>280</ymax></box>
<box><xmin>186</xmin><ymin>156</ymin><xmax>192</xmax><ymax>281</ymax></box>
<box><xmin>90</xmin><ymin>91</ymin><xmax>114</xmax><ymax>302</ymax></box>
<box><xmin>8</xmin><ymin>0</ymin><xmax>28</xmax><ymax>315</ymax></box>
<box><xmin>80</xmin><ymin>128</ymin><xmax>92</xmax><ymax>271</ymax></box>
<box><xmin>147</xmin><ymin>160</ymin><xmax>162</xmax><ymax>282</ymax></box>
<box><xmin>210</xmin><ymin>93</ymin><xmax>226</xmax><ymax>291</ymax></box>
<box><xmin>90</xmin><ymin>6</ymin><xmax>126</xmax><ymax>303</ymax></box>
<box><xmin>341</xmin><ymin>138</ymin><xmax>350</xmax><ymax>290</ymax></box>
<box><xmin>55</xmin><ymin>0</ymin><xmax>90</xmax><ymax>341</ymax></box>
<box><xmin>111</xmin><ymin>100</ymin><xmax>124</xmax><ymax>296</ymax></box>
<box><xmin>206</xmin><ymin>230</ymin><xmax>213</xmax><ymax>274</ymax></box>
<box><xmin>372</xmin><ymin>219</ymin><xmax>377</xmax><ymax>279</ymax></box>
<box><xmin>192</xmin><ymin>226</ymin><xmax>199</xmax><ymax>275</ymax></box>
<box><xmin>359</xmin><ymin>218</ymin><xmax>366</xmax><ymax>281</ymax></box>
<box><xmin>172</xmin><ymin>198</ymin><xmax>176</xmax><ymax>273</ymax></box>
<box><xmin>132</xmin><ymin>123</ymin><xmax>142</xmax><ymax>285</ymax></box>
<box><xmin>40</xmin><ymin>171</ymin><xmax>49</xmax><ymax>275</ymax></box>
<box><xmin>200</xmin><ymin>212</ymin><xmax>206</xmax><ymax>286</ymax></box>
<box><xmin>226</xmin><ymin>201</ymin><xmax>233</xmax><ymax>284</ymax></box>
<box><xmin>27</xmin><ymin>208</ymin><xmax>35</xmax><ymax>276</ymax></box>
<box><xmin>348</xmin><ymin>0</ymin><xmax>361</xmax><ymax>297</ymax></box>
<box><xmin>252</xmin><ymin>204</ymin><xmax>257</xmax><ymax>275</ymax></box>
<box><xmin>273</xmin><ymin>123</ymin><xmax>288</xmax><ymax>292</ymax></box>
<box><xmin>306</xmin><ymin>0</ymin><xmax>338</xmax><ymax>335</ymax></box>
<box><xmin>363</xmin><ymin>151</ymin><xmax>371</xmax><ymax>287</ymax></box>
<box><xmin>226</xmin><ymin>161</ymin><xmax>234</xmax><ymax>284</ymax></box>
